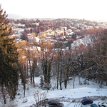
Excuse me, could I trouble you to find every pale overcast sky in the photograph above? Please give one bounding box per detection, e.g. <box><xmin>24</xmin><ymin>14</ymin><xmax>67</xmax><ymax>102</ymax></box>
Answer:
<box><xmin>0</xmin><ymin>0</ymin><xmax>107</xmax><ymax>21</ymax></box>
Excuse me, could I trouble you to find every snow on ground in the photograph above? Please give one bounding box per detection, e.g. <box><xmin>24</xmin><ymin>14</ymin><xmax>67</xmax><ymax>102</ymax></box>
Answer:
<box><xmin>0</xmin><ymin>76</ymin><xmax>107</xmax><ymax>107</ymax></box>
<box><xmin>47</xmin><ymin>87</ymin><xmax>107</xmax><ymax>99</ymax></box>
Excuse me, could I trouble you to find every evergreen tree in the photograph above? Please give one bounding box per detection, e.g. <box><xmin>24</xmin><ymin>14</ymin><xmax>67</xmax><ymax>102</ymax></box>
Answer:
<box><xmin>42</xmin><ymin>53</ymin><xmax>52</xmax><ymax>90</ymax></box>
<box><xmin>0</xmin><ymin>6</ymin><xmax>21</xmax><ymax>103</ymax></box>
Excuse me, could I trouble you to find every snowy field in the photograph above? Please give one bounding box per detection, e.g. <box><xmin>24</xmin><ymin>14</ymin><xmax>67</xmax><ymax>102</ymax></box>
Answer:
<box><xmin>0</xmin><ymin>77</ymin><xmax>107</xmax><ymax>107</ymax></box>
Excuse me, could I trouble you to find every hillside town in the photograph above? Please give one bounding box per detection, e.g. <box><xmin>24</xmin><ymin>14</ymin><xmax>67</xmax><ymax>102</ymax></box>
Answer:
<box><xmin>0</xmin><ymin>3</ymin><xmax>107</xmax><ymax>107</ymax></box>
<box><xmin>10</xmin><ymin>18</ymin><xmax>107</xmax><ymax>52</ymax></box>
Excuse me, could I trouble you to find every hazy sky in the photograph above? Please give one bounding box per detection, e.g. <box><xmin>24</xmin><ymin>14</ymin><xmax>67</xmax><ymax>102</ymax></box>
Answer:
<box><xmin>0</xmin><ymin>0</ymin><xmax>107</xmax><ymax>21</ymax></box>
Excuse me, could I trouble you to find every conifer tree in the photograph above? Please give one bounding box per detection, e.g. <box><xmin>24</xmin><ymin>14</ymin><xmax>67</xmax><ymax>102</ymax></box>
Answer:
<box><xmin>0</xmin><ymin>6</ymin><xmax>20</xmax><ymax>103</ymax></box>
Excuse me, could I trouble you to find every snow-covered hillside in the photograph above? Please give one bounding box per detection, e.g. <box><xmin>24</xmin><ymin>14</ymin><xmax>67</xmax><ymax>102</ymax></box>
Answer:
<box><xmin>0</xmin><ymin>77</ymin><xmax>107</xmax><ymax>107</ymax></box>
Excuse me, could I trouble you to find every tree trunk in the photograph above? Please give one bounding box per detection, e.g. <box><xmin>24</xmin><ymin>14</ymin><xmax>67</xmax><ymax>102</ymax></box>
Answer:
<box><xmin>2</xmin><ymin>85</ymin><xmax>6</xmax><ymax>104</ymax></box>
<box><xmin>56</xmin><ymin>61</ymin><xmax>59</xmax><ymax>89</ymax></box>
<box><xmin>73</xmin><ymin>76</ymin><xmax>75</xmax><ymax>88</ymax></box>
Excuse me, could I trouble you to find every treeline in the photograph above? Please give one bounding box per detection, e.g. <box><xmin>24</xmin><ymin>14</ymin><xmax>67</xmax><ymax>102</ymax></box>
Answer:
<box><xmin>39</xmin><ymin>29</ymin><xmax>107</xmax><ymax>89</ymax></box>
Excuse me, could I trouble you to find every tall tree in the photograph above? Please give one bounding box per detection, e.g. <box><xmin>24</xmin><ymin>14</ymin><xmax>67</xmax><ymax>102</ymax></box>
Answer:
<box><xmin>0</xmin><ymin>6</ymin><xmax>20</xmax><ymax>103</ymax></box>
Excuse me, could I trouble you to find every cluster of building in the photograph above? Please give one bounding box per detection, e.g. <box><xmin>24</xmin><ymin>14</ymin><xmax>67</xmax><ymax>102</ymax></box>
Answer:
<box><xmin>9</xmin><ymin>18</ymin><xmax>107</xmax><ymax>52</ymax></box>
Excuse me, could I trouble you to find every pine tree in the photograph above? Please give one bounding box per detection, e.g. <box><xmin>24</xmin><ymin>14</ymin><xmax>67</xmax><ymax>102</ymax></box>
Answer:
<box><xmin>0</xmin><ymin>6</ymin><xmax>20</xmax><ymax>103</ymax></box>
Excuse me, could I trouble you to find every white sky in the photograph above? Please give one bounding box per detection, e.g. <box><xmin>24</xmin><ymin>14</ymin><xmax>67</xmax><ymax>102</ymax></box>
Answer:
<box><xmin>0</xmin><ymin>0</ymin><xmax>107</xmax><ymax>21</ymax></box>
